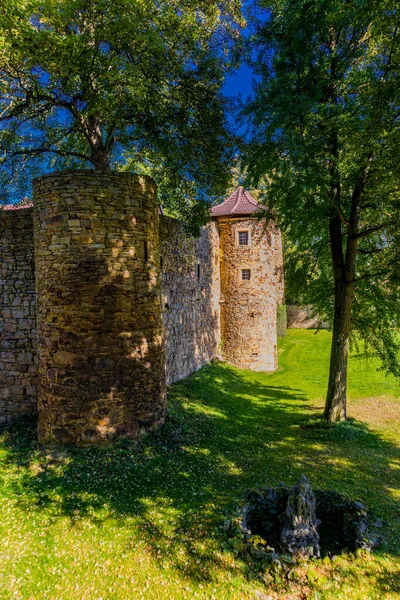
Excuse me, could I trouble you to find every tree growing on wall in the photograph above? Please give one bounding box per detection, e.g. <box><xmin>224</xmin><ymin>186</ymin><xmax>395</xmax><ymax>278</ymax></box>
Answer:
<box><xmin>244</xmin><ymin>0</ymin><xmax>400</xmax><ymax>421</ymax></box>
<box><xmin>0</xmin><ymin>0</ymin><xmax>244</xmax><ymax>217</ymax></box>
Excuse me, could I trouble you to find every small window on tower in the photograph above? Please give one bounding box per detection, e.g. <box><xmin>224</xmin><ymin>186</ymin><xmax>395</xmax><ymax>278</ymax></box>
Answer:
<box><xmin>241</xmin><ymin>269</ymin><xmax>251</xmax><ymax>281</ymax></box>
<box><xmin>197</xmin><ymin>262</ymin><xmax>201</xmax><ymax>279</ymax></box>
<box><xmin>238</xmin><ymin>230</ymin><xmax>249</xmax><ymax>246</ymax></box>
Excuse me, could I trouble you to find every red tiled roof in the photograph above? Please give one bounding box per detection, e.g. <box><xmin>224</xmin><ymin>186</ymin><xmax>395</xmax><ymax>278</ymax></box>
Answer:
<box><xmin>211</xmin><ymin>187</ymin><xmax>259</xmax><ymax>217</ymax></box>
<box><xmin>2</xmin><ymin>197</ymin><xmax>33</xmax><ymax>211</ymax></box>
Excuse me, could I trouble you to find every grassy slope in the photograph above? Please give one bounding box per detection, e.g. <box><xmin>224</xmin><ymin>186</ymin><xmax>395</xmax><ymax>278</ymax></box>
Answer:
<box><xmin>0</xmin><ymin>330</ymin><xmax>399</xmax><ymax>600</ymax></box>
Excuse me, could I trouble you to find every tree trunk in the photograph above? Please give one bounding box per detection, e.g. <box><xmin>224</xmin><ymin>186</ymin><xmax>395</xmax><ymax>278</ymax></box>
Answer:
<box><xmin>324</xmin><ymin>198</ymin><xmax>359</xmax><ymax>422</ymax></box>
<box><xmin>88</xmin><ymin>115</ymin><xmax>112</xmax><ymax>171</ymax></box>
<box><xmin>91</xmin><ymin>150</ymin><xmax>111</xmax><ymax>171</ymax></box>
<box><xmin>324</xmin><ymin>278</ymin><xmax>354</xmax><ymax>421</ymax></box>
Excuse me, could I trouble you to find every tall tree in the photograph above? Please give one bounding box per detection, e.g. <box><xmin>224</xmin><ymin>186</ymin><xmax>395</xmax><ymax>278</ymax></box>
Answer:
<box><xmin>244</xmin><ymin>0</ymin><xmax>400</xmax><ymax>421</ymax></box>
<box><xmin>0</xmin><ymin>0</ymin><xmax>244</xmax><ymax>214</ymax></box>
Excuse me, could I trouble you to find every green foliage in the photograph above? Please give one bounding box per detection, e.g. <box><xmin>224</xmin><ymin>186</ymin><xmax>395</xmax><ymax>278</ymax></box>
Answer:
<box><xmin>122</xmin><ymin>150</ymin><xmax>216</xmax><ymax>235</ymax></box>
<box><xmin>0</xmin><ymin>331</ymin><xmax>399</xmax><ymax>599</ymax></box>
<box><xmin>0</xmin><ymin>0</ymin><xmax>244</xmax><ymax>221</ymax></box>
<box><xmin>243</xmin><ymin>0</ymin><xmax>400</xmax><ymax>376</ymax></box>
<box><xmin>277</xmin><ymin>303</ymin><xmax>287</xmax><ymax>338</ymax></box>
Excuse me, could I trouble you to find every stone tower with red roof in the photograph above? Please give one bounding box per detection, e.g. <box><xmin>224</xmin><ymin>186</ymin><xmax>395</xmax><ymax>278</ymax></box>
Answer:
<box><xmin>211</xmin><ymin>187</ymin><xmax>284</xmax><ymax>371</ymax></box>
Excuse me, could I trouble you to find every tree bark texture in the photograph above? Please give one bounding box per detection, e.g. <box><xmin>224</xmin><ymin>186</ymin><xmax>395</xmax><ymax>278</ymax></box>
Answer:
<box><xmin>324</xmin><ymin>173</ymin><xmax>363</xmax><ymax>422</ymax></box>
<box><xmin>324</xmin><ymin>275</ymin><xmax>354</xmax><ymax>421</ymax></box>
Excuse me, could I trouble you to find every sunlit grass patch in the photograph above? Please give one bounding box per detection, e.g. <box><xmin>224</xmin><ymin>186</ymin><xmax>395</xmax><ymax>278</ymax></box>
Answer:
<box><xmin>0</xmin><ymin>330</ymin><xmax>399</xmax><ymax>599</ymax></box>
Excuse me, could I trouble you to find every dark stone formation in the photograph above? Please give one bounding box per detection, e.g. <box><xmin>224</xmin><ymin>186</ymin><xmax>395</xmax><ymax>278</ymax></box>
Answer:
<box><xmin>280</xmin><ymin>474</ymin><xmax>320</xmax><ymax>558</ymax></box>
<box><xmin>312</xmin><ymin>490</ymin><xmax>372</xmax><ymax>556</ymax></box>
<box><xmin>235</xmin><ymin>475</ymin><xmax>377</xmax><ymax>560</ymax></box>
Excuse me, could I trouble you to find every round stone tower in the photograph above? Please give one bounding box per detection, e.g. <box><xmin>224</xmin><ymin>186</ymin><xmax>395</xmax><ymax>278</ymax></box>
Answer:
<box><xmin>33</xmin><ymin>171</ymin><xmax>166</xmax><ymax>444</ymax></box>
<box><xmin>212</xmin><ymin>187</ymin><xmax>282</xmax><ymax>371</ymax></box>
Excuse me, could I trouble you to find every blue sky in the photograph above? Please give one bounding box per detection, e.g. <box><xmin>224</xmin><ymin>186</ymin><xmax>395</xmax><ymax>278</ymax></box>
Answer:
<box><xmin>223</xmin><ymin>0</ymin><xmax>255</xmax><ymax>101</ymax></box>
<box><xmin>222</xmin><ymin>1</ymin><xmax>268</xmax><ymax>113</ymax></box>
<box><xmin>223</xmin><ymin>63</ymin><xmax>254</xmax><ymax>101</ymax></box>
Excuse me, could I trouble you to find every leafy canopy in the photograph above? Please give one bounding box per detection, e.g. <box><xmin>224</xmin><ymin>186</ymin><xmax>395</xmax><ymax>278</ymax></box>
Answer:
<box><xmin>244</xmin><ymin>0</ymin><xmax>400</xmax><ymax>375</ymax></box>
<box><xmin>0</xmin><ymin>0</ymin><xmax>244</xmax><ymax>220</ymax></box>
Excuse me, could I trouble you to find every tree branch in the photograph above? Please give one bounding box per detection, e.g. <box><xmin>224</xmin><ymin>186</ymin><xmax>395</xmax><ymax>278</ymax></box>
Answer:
<box><xmin>10</xmin><ymin>147</ymin><xmax>91</xmax><ymax>162</ymax></box>
<box><xmin>354</xmin><ymin>270</ymin><xmax>391</xmax><ymax>283</ymax></box>
<box><xmin>357</xmin><ymin>247</ymin><xmax>384</xmax><ymax>255</ymax></box>
<box><xmin>353</xmin><ymin>222</ymin><xmax>395</xmax><ymax>240</ymax></box>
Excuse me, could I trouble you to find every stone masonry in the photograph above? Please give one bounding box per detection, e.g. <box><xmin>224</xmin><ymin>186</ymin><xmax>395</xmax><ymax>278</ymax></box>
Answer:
<box><xmin>0</xmin><ymin>178</ymin><xmax>284</xmax><ymax>443</ymax></box>
<box><xmin>0</xmin><ymin>206</ymin><xmax>37</xmax><ymax>423</ymax></box>
<box><xmin>218</xmin><ymin>217</ymin><xmax>282</xmax><ymax>371</ymax></box>
<box><xmin>160</xmin><ymin>217</ymin><xmax>221</xmax><ymax>384</ymax></box>
<box><xmin>286</xmin><ymin>304</ymin><xmax>328</xmax><ymax>329</ymax></box>
<box><xmin>211</xmin><ymin>186</ymin><xmax>284</xmax><ymax>371</ymax></box>
<box><xmin>33</xmin><ymin>172</ymin><xmax>166</xmax><ymax>444</ymax></box>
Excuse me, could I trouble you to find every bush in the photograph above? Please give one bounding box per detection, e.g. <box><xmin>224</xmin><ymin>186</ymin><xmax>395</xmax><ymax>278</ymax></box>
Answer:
<box><xmin>277</xmin><ymin>304</ymin><xmax>287</xmax><ymax>338</ymax></box>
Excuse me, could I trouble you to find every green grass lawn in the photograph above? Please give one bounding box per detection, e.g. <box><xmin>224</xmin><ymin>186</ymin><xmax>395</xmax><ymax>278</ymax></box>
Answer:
<box><xmin>0</xmin><ymin>330</ymin><xmax>399</xmax><ymax>600</ymax></box>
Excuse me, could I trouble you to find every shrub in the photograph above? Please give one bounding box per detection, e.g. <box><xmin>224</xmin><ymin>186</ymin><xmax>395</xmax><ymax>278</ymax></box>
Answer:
<box><xmin>277</xmin><ymin>304</ymin><xmax>287</xmax><ymax>338</ymax></box>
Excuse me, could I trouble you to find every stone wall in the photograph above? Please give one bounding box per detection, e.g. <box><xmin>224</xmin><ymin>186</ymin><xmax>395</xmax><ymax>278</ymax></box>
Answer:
<box><xmin>160</xmin><ymin>217</ymin><xmax>221</xmax><ymax>384</ymax></box>
<box><xmin>217</xmin><ymin>217</ymin><xmax>279</xmax><ymax>371</ymax></box>
<box><xmin>33</xmin><ymin>171</ymin><xmax>166</xmax><ymax>444</ymax></box>
<box><xmin>0</xmin><ymin>177</ymin><xmax>284</xmax><ymax>434</ymax></box>
<box><xmin>287</xmin><ymin>304</ymin><xmax>329</xmax><ymax>329</ymax></box>
<box><xmin>0</xmin><ymin>206</ymin><xmax>37</xmax><ymax>423</ymax></box>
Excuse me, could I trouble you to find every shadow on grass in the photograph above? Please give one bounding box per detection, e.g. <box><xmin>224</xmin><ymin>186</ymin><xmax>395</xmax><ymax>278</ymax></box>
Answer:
<box><xmin>1</xmin><ymin>362</ymin><xmax>399</xmax><ymax>590</ymax></box>
<box><xmin>376</xmin><ymin>567</ymin><xmax>400</xmax><ymax>597</ymax></box>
